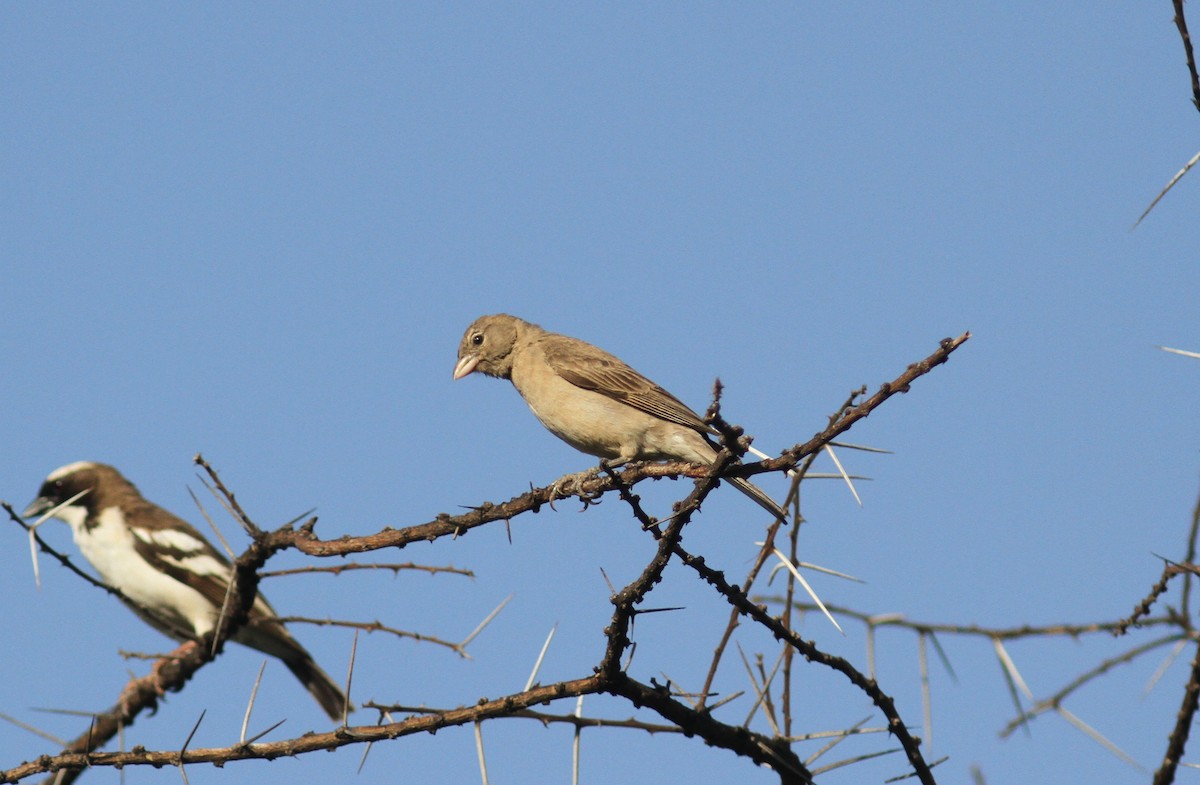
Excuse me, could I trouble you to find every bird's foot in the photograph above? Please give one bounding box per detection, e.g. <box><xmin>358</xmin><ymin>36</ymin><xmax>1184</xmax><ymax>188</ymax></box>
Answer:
<box><xmin>548</xmin><ymin>466</ymin><xmax>605</xmax><ymax>510</ymax></box>
<box><xmin>116</xmin><ymin>647</ymin><xmax>188</xmax><ymax>718</ymax></box>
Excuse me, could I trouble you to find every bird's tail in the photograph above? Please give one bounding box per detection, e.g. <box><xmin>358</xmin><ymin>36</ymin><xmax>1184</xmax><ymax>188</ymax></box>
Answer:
<box><xmin>729</xmin><ymin>476</ymin><xmax>788</xmax><ymax>523</ymax></box>
<box><xmin>237</xmin><ymin>621</ymin><xmax>351</xmax><ymax>721</ymax></box>
<box><xmin>282</xmin><ymin>652</ymin><xmax>351</xmax><ymax>722</ymax></box>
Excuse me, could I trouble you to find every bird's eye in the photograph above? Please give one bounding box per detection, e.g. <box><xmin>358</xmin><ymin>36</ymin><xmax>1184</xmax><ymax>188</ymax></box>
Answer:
<box><xmin>472</xmin><ymin>333</ymin><xmax>484</xmax><ymax>346</ymax></box>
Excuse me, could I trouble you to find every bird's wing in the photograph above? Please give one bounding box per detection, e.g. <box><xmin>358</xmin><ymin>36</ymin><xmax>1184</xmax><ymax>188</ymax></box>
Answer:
<box><xmin>129</xmin><ymin>521</ymin><xmax>235</xmax><ymax>609</ymax></box>
<box><xmin>127</xmin><ymin>503</ymin><xmax>278</xmax><ymax>619</ymax></box>
<box><xmin>542</xmin><ymin>336</ymin><xmax>716</xmax><ymax>434</ymax></box>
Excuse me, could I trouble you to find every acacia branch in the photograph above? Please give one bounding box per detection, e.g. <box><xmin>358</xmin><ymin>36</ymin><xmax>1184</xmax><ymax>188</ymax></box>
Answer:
<box><xmin>276</xmin><ymin>616</ymin><xmax>468</xmax><ymax>656</ymax></box>
<box><xmin>595</xmin><ymin>445</ymin><xmax>815</xmax><ymax>783</ymax></box>
<box><xmin>1000</xmin><ymin>633</ymin><xmax>1187</xmax><ymax>739</ymax></box>
<box><xmin>1151</xmin><ymin>481</ymin><xmax>1200</xmax><ymax>785</ymax></box>
<box><xmin>370</xmin><ymin>702</ymin><xmax>684</xmax><ymax>734</ymax></box>
<box><xmin>771</xmin><ymin>601</ymin><xmax>1182</xmax><ymax>640</ymax></box>
<box><xmin>1</xmin><ymin>679</ymin><xmax>603</xmax><ymax>782</ymax></box>
<box><xmin>260</xmin><ymin>562</ymin><xmax>474</xmax><ymax>579</ymax></box>
<box><xmin>1119</xmin><ymin>561</ymin><xmax>1198</xmax><ymax>634</ymax></box>
<box><xmin>220</xmin><ymin>332</ymin><xmax>971</xmax><ymax>563</ymax></box>
<box><xmin>1173</xmin><ymin>0</ymin><xmax>1200</xmax><ymax>112</ymax></box>
<box><xmin>669</xmin><ymin>540</ymin><xmax>936</xmax><ymax>785</ymax></box>
<box><xmin>9</xmin><ymin>517</ymin><xmax>286</xmax><ymax>785</ymax></box>
<box><xmin>6</xmin><ymin>333</ymin><xmax>970</xmax><ymax>784</ymax></box>
<box><xmin>1153</xmin><ymin>639</ymin><xmax>1200</xmax><ymax>785</ymax></box>
<box><xmin>779</xmin><ymin>387</ymin><xmax>863</xmax><ymax>737</ymax></box>
<box><xmin>768</xmin><ymin>332</ymin><xmax>970</xmax><ymax>474</ymax></box>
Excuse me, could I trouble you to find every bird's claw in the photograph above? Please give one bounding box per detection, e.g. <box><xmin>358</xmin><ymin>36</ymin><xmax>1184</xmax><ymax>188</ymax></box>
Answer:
<box><xmin>548</xmin><ymin>467</ymin><xmax>604</xmax><ymax>510</ymax></box>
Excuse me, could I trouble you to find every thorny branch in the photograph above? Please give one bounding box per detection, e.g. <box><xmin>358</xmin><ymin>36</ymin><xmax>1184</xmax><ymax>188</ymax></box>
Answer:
<box><xmin>592</xmin><ymin>443</ymin><xmax>814</xmax><ymax>783</ymax></box>
<box><xmin>0</xmin><ymin>499</ymin><xmax>279</xmax><ymax>785</ymax></box>
<box><xmin>1149</xmin><ymin>476</ymin><xmax>1200</xmax><ymax>785</ymax></box>
<box><xmin>762</xmin><ymin>478</ymin><xmax>1200</xmax><ymax>779</ymax></box>
<box><xmin>3</xmin><ymin>333</ymin><xmax>970</xmax><ymax>784</ymax></box>
<box><xmin>1133</xmin><ymin>2</ymin><xmax>1200</xmax><ymax>226</ymax></box>
<box><xmin>999</xmin><ymin>634</ymin><xmax>1190</xmax><ymax>739</ymax></box>
<box><xmin>183</xmin><ymin>333</ymin><xmax>973</xmax><ymax>565</ymax></box>
<box><xmin>669</xmin><ymin>538</ymin><xmax>936</xmax><ymax>785</ymax></box>
<box><xmin>1</xmin><ymin>680</ymin><xmax>605</xmax><ymax>783</ymax></box>
<box><xmin>1174</xmin><ymin>0</ymin><xmax>1200</xmax><ymax>112</ymax></box>
<box><xmin>260</xmin><ymin>562</ymin><xmax>474</xmax><ymax>579</ymax></box>
<box><xmin>371</xmin><ymin>702</ymin><xmax>684</xmax><ymax>734</ymax></box>
<box><xmin>276</xmin><ymin>616</ymin><xmax>470</xmax><ymax>656</ymax></box>
<box><xmin>1154</xmin><ymin>634</ymin><xmax>1200</xmax><ymax>785</ymax></box>
<box><xmin>770</xmin><ymin>601</ymin><xmax>1182</xmax><ymax>641</ymax></box>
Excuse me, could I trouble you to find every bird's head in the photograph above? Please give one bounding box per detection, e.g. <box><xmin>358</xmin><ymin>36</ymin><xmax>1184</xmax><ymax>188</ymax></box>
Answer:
<box><xmin>23</xmin><ymin>461</ymin><xmax>126</xmax><ymax>528</ymax></box>
<box><xmin>453</xmin><ymin>313</ymin><xmax>525</xmax><ymax>380</ymax></box>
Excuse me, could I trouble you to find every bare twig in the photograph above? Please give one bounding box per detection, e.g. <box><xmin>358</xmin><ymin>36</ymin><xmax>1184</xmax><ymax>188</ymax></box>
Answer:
<box><xmin>276</xmin><ymin>616</ymin><xmax>468</xmax><ymax>656</ymax></box>
<box><xmin>1132</xmin><ymin>1</ymin><xmax>1200</xmax><ymax>227</ymax></box>
<box><xmin>1174</xmin><ymin>0</ymin><xmax>1200</xmax><ymax>110</ymax></box>
<box><xmin>260</xmin><ymin>562</ymin><xmax>474</xmax><ymax>579</ymax></box>
<box><xmin>1152</xmin><ymin>637</ymin><xmax>1200</xmax><ymax>785</ymax></box>
<box><xmin>1</xmin><ymin>679</ymin><xmax>608</xmax><ymax>782</ymax></box>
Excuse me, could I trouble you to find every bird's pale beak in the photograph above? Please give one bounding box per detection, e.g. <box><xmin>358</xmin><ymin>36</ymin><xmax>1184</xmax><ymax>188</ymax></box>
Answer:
<box><xmin>22</xmin><ymin>497</ymin><xmax>52</xmax><ymax>520</ymax></box>
<box><xmin>453</xmin><ymin>354</ymin><xmax>480</xmax><ymax>380</ymax></box>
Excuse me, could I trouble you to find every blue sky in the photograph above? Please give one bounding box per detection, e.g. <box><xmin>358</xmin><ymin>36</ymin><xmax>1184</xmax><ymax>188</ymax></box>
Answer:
<box><xmin>2</xmin><ymin>4</ymin><xmax>1199</xmax><ymax>783</ymax></box>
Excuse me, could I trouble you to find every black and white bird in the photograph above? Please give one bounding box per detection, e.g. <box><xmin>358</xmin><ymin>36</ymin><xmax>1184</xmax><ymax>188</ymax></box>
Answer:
<box><xmin>23</xmin><ymin>461</ymin><xmax>349</xmax><ymax>720</ymax></box>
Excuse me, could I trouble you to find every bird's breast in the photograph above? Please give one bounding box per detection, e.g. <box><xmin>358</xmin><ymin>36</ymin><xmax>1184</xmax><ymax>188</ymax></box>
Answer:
<box><xmin>76</xmin><ymin>507</ymin><xmax>223</xmax><ymax>638</ymax></box>
<box><xmin>511</xmin><ymin>363</ymin><xmax>634</xmax><ymax>460</ymax></box>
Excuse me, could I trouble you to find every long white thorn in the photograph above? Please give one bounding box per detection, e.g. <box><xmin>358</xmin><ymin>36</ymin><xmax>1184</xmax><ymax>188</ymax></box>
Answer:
<box><xmin>766</xmin><ymin>546</ymin><xmax>844</xmax><ymax>634</ymax></box>
<box><xmin>1158</xmin><ymin>345</ymin><xmax>1200</xmax><ymax>359</ymax></box>
<box><xmin>461</xmin><ymin>594</ymin><xmax>512</xmax><ymax>649</ymax></box>
<box><xmin>240</xmin><ymin>660</ymin><xmax>268</xmax><ymax>744</ymax></box>
<box><xmin>823</xmin><ymin>444</ymin><xmax>862</xmax><ymax>507</ymax></box>
<box><xmin>25</xmin><ymin>488</ymin><xmax>92</xmax><ymax>590</ymax></box>
<box><xmin>524</xmin><ymin>623</ymin><xmax>558</xmax><ymax>692</ymax></box>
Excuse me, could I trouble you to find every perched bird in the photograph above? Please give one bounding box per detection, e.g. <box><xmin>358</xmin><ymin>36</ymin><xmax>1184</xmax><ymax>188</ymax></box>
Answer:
<box><xmin>23</xmin><ymin>461</ymin><xmax>349</xmax><ymax>720</ymax></box>
<box><xmin>453</xmin><ymin>314</ymin><xmax>786</xmax><ymax>521</ymax></box>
